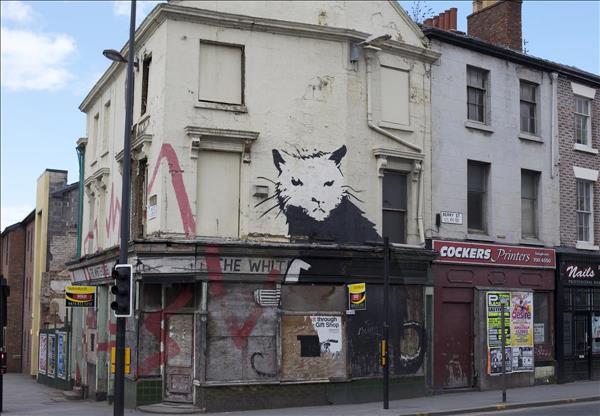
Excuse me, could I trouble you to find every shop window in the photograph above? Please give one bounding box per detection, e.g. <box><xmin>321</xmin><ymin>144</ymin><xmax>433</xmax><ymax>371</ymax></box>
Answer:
<box><xmin>165</xmin><ymin>283</ymin><xmax>194</xmax><ymax>309</ymax></box>
<box><xmin>593</xmin><ymin>289</ymin><xmax>600</xmax><ymax>308</ymax></box>
<box><xmin>574</xmin><ymin>288</ymin><xmax>590</xmax><ymax>309</ymax></box>
<box><xmin>592</xmin><ymin>313</ymin><xmax>600</xmax><ymax>354</ymax></box>
<box><xmin>382</xmin><ymin>170</ymin><xmax>407</xmax><ymax>243</ymax></box>
<box><xmin>533</xmin><ymin>292</ymin><xmax>548</xmax><ymax>344</ymax></box>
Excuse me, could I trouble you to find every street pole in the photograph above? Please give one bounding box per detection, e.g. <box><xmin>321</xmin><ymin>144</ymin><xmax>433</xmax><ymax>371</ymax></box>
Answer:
<box><xmin>114</xmin><ymin>1</ymin><xmax>136</xmax><ymax>415</ymax></box>
<box><xmin>382</xmin><ymin>237</ymin><xmax>390</xmax><ymax>409</ymax></box>
<box><xmin>501</xmin><ymin>302</ymin><xmax>507</xmax><ymax>403</ymax></box>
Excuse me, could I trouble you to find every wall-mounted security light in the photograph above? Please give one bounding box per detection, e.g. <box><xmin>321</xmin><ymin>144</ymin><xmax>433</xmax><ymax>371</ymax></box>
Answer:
<box><xmin>350</xmin><ymin>33</ymin><xmax>392</xmax><ymax>63</ymax></box>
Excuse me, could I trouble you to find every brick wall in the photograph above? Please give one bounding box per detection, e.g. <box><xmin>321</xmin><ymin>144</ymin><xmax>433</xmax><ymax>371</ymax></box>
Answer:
<box><xmin>557</xmin><ymin>76</ymin><xmax>600</xmax><ymax>247</ymax></box>
<box><xmin>1</xmin><ymin>226</ymin><xmax>26</xmax><ymax>372</ymax></box>
<box><xmin>467</xmin><ymin>0</ymin><xmax>522</xmax><ymax>51</ymax></box>
<box><xmin>22</xmin><ymin>218</ymin><xmax>35</xmax><ymax>374</ymax></box>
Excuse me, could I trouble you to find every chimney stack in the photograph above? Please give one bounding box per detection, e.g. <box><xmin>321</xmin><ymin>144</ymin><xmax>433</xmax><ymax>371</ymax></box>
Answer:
<box><xmin>467</xmin><ymin>0</ymin><xmax>522</xmax><ymax>51</ymax></box>
<box><xmin>423</xmin><ymin>8</ymin><xmax>458</xmax><ymax>31</ymax></box>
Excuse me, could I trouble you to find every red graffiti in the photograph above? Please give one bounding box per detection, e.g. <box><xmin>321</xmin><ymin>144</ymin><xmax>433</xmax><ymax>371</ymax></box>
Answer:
<box><xmin>96</xmin><ymin>320</ymin><xmax>116</xmax><ymax>352</ymax></box>
<box><xmin>148</xmin><ymin>143</ymin><xmax>196</xmax><ymax>236</ymax></box>
<box><xmin>138</xmin><ymin>289</ymin><xmax>194</xmax><ymax>375</ymax></box>
<box><xmin>206</xmin><ymin>246</ymin><xmax>280</xmax><ymax>349</ymax></box>
<box><xmin>105</xmin><ymin>184</ymin><xmax>121</xmax><ymax>238</ymax></box>
<box><xmin>82</xmin><ymin>218</ymin><xmax>99</xmax><ymax>253</ymax></box>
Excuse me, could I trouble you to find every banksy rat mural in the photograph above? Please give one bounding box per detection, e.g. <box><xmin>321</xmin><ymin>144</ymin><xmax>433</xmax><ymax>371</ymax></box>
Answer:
<box><xmin>257</xmin><ymin>145</ymin><xmax>380</xmax><ymax>244</ymax></box>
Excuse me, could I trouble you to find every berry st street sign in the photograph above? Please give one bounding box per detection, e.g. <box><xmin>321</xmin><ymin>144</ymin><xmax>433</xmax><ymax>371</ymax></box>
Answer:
<box><xmin>65</xmin><ymin>285</ymin><xmax>96</xmax><ymax>307</ymax></box>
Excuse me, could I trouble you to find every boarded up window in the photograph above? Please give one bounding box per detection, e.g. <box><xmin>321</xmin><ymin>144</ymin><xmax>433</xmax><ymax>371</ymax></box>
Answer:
<box><xmin>206</xmin><ymin>283</ymin><xmax>278</xmax><ymax>382</ymax></box>
<box><xmin>348</xmin><ymin>285</ymin><xmax>426</xmax><ymax>378</ymax></box>
<box><xmin>281</xmin><ymin>285</ymin><xmax>345</xmax><ymax>312</ymax></box>
<box><xmin>380</xmin><ymin>66</ymin><xmax>409</xmax><ymax>126</ymax></box>
<box><xmin>281</xmin><ymin>314</ymin><xmax>346</xmax><ymax>381</ymax></box>
<box><xmin>199</xmin><ymin>42</ymin><xmax>243</xmax><ymax>105</ymax></box>
<box><xmin>196</xmin><ymin>151</ymin><xmax>240</xmax><ymax>237</ymax></box>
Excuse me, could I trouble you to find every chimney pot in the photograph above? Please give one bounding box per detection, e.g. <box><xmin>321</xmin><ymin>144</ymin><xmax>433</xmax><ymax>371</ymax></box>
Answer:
<box><xmin>449</xmin><ymin>8</ymin><xmax>458</xmax><ymax>31</ymax></box>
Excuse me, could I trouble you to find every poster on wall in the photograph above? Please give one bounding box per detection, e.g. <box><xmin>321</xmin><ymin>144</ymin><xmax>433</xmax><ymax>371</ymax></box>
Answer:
<box><xmin>510</xmin><ymin>292</ymin><xmax>534</xmax><ymax>372</ymax></box>
<box><xmin>57</xmin><ymin>332</ymin><xmax>66</xmax><ymax>380</ymax></box>
<box><xmin>309</xmin><ymin>315</ymin><xmax>342</xmax><ymax>357</ymax></box>
<box><xmin>488</xmin><ymin>347</ymin><xmax>512</xmax><ymax>375</ymax></box>
<box><xmin>348</xmin><ymin>283</ymin><xmax>366</xmax><ymax>311</ymax></box>
<box><xmin>38</xmin><ymin>334</ymin><xmax>48</xmax><ymax>375</ymax></box>
<box><xmin>486</xmin><ymin>291</ymin><xmax>511</xmax><ymax>348</ymax></box>
<box><xmin>47</xmin><ymin>334</ymin><xmax>56</xmax><ymax>379</ymax></box>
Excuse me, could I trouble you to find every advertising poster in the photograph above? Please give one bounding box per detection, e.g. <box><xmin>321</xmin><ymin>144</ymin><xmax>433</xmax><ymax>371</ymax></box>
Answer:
<box><xmin>488</xmin><ymin>347</ymin><xmax>512</xmax><ymax>375</ymax></box>
<box><xmin>65</xmin><ymin>285</ymin><xmax>96</xmax><ymax>307</ymax></box>
<box><xmin>510</xmin><ymin>292</ymin><xmax>534</xmax><ymax>372</ymax></box>
<box><xmin>348</xmin><ymin>283</ymin><xmax>366</xmax><ymax>311</ymax></box>
<box><xmin>38</xmin><ymin>334</ymin><xmax>48</xmax><ymax>375</ymax></box>
<box><xmin>309</xmin><ymin>315</ymin><xmax>342</xmax><ymax>357</ymax></box>
<box><xmin>486</xmin><ymin>291</ymin><xmax>511</xmax><ymax>348</ymax></box>
<box><xmin>47</xmin><ymin>334</ymin><xmax>56</xmax><ymax>379</ymax></box>
<box><xmin>57</xmin><ymin>332</ymin><xmax>66</xmax><ymax>380</ymax></box>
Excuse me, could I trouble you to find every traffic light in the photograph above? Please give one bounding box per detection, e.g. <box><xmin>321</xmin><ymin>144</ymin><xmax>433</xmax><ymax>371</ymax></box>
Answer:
<box><xmin>110</xmin><ymin>264</ymin><xmax>133</xmax><ymax>317</ymax></box>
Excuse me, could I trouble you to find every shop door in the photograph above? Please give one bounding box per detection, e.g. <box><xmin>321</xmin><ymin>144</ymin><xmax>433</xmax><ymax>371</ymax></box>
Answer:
<box><xmin>573</xmin><ymin>313</ymin><xmax>591</xmax><ymax>379</ymax></box>
<box><xmin>440</xmin><ymin>302</ymin><xmax>472</xmax><ymax>388</ymax></box>
<box><xmin>164</xmin><ymin>314</ymin><xmax>194</xmax><ymax>403</ymax></box>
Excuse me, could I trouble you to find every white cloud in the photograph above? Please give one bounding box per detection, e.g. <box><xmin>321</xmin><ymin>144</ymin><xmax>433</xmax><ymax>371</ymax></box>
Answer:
<box><xmin>0</xmin><ymin>204</ymin><xmax>33</xmax><ymax>232</ymax></box>
<box><xmin>113</xmin><ymin>1</ymin><xmax>163</xmax><ymax>25</ymax></box>
<box><xmin>0</xmin><ymin>27</ymin><xmax>76</xmax><ymax>91</ymax></box>
<box><xmin>0</xmin><ymin>1</ymin><xmax>33</xmax><ymax>23</ymax></box>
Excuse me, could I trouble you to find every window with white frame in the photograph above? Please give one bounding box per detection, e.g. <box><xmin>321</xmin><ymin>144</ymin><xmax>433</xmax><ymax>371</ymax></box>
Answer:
<box><xmin>521</xmin><ymin>170</ymin><xmax>539</xmax><ymax>238</ymax></box>
<box><xmin>520</xmin><ymin>81</ymin><xmax>537</xmax><ymax>135</ymax></box>
<box><xmin>92</xmin><ymin>112</ymin><xmax>99</xmax><ymax>159</ymax></box>
<box><xmin>574</xmin><ymin>96</ymin><xmax>591</xmax><ymax>146</ymax></box>
<box><xmin>467</xmin><ymin>160</ymin><xmax>489</xmax><ymax>233</ymax></box>
<box><xmin>102</xmin><ymin>100</ymin><xmax>111</xmax><ymax>154</ymax></box>
<box><xmin>467</xmin><ymin>66</ymin><xmax>488</xmax><ymax>123</ymax></box>
<box><xmin>576</xmin><ymin>179</ymin><xmax>593</xmax><ymax>243</ymax></box>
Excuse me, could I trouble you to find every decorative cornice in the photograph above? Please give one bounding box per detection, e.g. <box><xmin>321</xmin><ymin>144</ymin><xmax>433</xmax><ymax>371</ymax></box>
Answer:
<box><xmin>185</xmin><ymin>126</ymin><xmax>259</xmax><ymax>162</ymax></box>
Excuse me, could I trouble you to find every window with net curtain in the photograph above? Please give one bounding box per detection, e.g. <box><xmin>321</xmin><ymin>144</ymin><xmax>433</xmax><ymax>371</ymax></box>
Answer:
<box><xmin>521</xmin><ymin>170</ymin><xmax>539</xmax><ymax>238</ymax></box>
<box><xmin>520</xmin><ymin>81</ymin><xmax>537</xmax><ymax>135</ymax></box>
<box><xmin>574</xmin><ymin>96</ymin><xmax>591</xmax><ymax>146</ymax></box>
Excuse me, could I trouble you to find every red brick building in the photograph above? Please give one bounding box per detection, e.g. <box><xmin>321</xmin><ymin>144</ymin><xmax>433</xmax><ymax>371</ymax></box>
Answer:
<box><xmin>0</xmin><ymin>210</ymin><xmax>35</xmax><ymax>373</ymax></box>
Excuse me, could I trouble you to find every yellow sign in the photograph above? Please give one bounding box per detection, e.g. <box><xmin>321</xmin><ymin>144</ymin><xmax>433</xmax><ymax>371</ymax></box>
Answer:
<box><xmin>65</xmin><ymin>285</ymin><xmax>96</xmax><ymax>307</ymax></box>
<box><xmin>348</xmin><ymin>283</ymin><xmax>366</xmax><ymax>310</ymax></box>
<box><xmin>110</xmin><ymin>347</ymin><xmax>131</xmax><ymax>374</ymax></box>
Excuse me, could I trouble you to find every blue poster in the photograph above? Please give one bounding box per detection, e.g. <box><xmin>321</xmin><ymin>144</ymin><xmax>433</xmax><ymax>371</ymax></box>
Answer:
<box><xmin>57</xmin><ymin>332</ymin><xmax>66</xmax><ymax>380</ymax></box>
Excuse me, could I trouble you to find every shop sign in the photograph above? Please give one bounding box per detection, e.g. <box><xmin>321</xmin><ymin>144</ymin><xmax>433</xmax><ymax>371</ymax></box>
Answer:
<box><xmin>65</xmin><ymin>285</ymin><xmax>96</xmax><ymax>307</ymax></box>
<box><xmin>486</xmin><ymin>291</ymin><xmax>534</xmax><ymax>375</ymax></box>
<box><xmin>348</xmin><ymin>283</ymin><xmax>366</xmax><ymax>311</ymax></box>
<box><xmin>70</xmin><ymin>260</ymin><xmax>114</xmax><ymax>283</ymax></box>
<box><xmin>440</xmin><ymin>211</ymin><xmax>463</xmax><ymax>224</ymax></box>
<box><xmin>561</xmin><ymin>261</ymin><xmax>600</xmax><ymax>286</ymax></box>
<box><xmin>433</xmin><ymin>240</ymin><xmax>556</xmax><ymax>269</ymax></box>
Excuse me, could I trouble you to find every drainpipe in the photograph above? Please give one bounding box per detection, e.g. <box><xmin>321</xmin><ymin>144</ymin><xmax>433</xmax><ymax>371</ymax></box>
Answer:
<box><xmin>364</xmin><ymin>49</ymin><xmax>425</xmax><ymax>244</ymax></box>
<box><xmin>550</xmin><ymin>72</ymin><xmax>558</xmax><ymax>178</ymax></box>
<box><xmin>75</xmin><ymin>139</ymin><xmax>87</xmax><ymax>258</ymax></box>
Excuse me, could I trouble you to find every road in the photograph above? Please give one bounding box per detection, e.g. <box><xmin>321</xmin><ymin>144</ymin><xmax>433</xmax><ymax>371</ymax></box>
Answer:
<box><xmin>466</xmin><ymin>400</ymin><xmax>600</xmax><ymax>416</ymax></box>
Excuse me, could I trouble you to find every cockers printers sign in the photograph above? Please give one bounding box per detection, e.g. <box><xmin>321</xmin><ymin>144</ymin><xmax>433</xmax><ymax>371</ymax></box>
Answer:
<box><xmin>433</xmin><ymin>240</ymin><xmax>556</xmax><ymax>269</ymax></box>
<box><xmin>65</xmin><ymin>285</ymin><xmax>96</xmax><ymax>307</ymax></box>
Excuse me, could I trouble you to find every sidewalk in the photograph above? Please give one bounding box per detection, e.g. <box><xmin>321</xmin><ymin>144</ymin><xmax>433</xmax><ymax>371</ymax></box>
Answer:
<box><xmin>1</xmin><ymin>373</ymin><xmax>598</xmax><ymax>416</ymax></box>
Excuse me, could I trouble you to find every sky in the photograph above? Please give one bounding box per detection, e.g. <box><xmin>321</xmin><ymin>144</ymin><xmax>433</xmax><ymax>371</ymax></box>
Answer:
<box><xmin>1</xmin><ymin>0</ymin><xmax>599</xmax><ymax>231</ymax></box>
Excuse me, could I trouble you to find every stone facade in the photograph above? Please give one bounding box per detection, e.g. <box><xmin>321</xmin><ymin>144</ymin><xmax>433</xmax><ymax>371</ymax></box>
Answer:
<box><xmin>557</xmin><ymin>76</ymin><xmax>600</xmax><ymax>249</ymax></box>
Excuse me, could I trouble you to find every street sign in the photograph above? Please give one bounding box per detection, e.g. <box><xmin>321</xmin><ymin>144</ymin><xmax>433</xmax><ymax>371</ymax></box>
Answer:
<box><xmin>65</xmin><ymin>285</ymin><xmax>96</xmax><ymax>307</ymax></box>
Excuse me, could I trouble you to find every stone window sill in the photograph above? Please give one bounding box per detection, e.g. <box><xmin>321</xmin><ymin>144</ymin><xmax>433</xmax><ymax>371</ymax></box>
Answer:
<box><xmin>100</xmin><ymin>150</ymin><xmax>109</xmax><ymax>158</ymax></box>
<box><xmin>519</xmin><ymin>132</ymin><xmax>544</xmax><ymax>143</ymax></box>
<box><xmin>573</xmin><ymin>143</ymin><xmax>599</xmax><ymax>155</ymax></box>
<box><xmin>465</xmin><ymin>120</ymin><xmax>494</xmax><ymax>134</ymax></box>
<box><xmin>520</xmin><ymin>238</ymin><xmax>545</xmax><ymax>246</ymax></box>
<box><xmin>90</xmin><ymin>160</ymin><xmax>97</xmax><ymax>167</ymax></box>
<box><xmin>467</xmin><ymin>233</ymin><xmax>495</xmax><ymax>242</ymax></box>
<box><xmin>195</xmin><ymin>101</ymin><xmax>248</xmax><ymax>113</ymax></box>
<box><xmin>576</xmin><ymin>241</ymin><xmax>599</xmax><ymax>251</ymax></box>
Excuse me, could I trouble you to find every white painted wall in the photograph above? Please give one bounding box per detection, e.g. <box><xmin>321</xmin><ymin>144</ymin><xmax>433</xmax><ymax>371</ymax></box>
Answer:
<box><xmin>429</xmin><ymin>39</ymin><xmax>560</xmax><ymax>246</ymax></box>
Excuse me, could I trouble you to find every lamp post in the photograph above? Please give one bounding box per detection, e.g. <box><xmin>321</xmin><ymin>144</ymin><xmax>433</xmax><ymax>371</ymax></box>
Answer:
<box><xmin>103</xmin><ymin>1</ymin><xmax>136</xmax><ymax>415</ymax></box>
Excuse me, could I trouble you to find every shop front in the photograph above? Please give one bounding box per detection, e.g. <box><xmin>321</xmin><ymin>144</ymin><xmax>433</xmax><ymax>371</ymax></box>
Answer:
<box><xmin>555</xmin><ymin>251</ymin><xmax>600</xmax><ymax>383</ymax></box>
<box><xmin>430</xmin><ymin>240</ymin><xmax>556</xmax><ymax>391</ymax></box>
<box><xmin>69</xmin><ymin>241</ymin><xmax>435</xmax><ymax>411</ymax></box>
